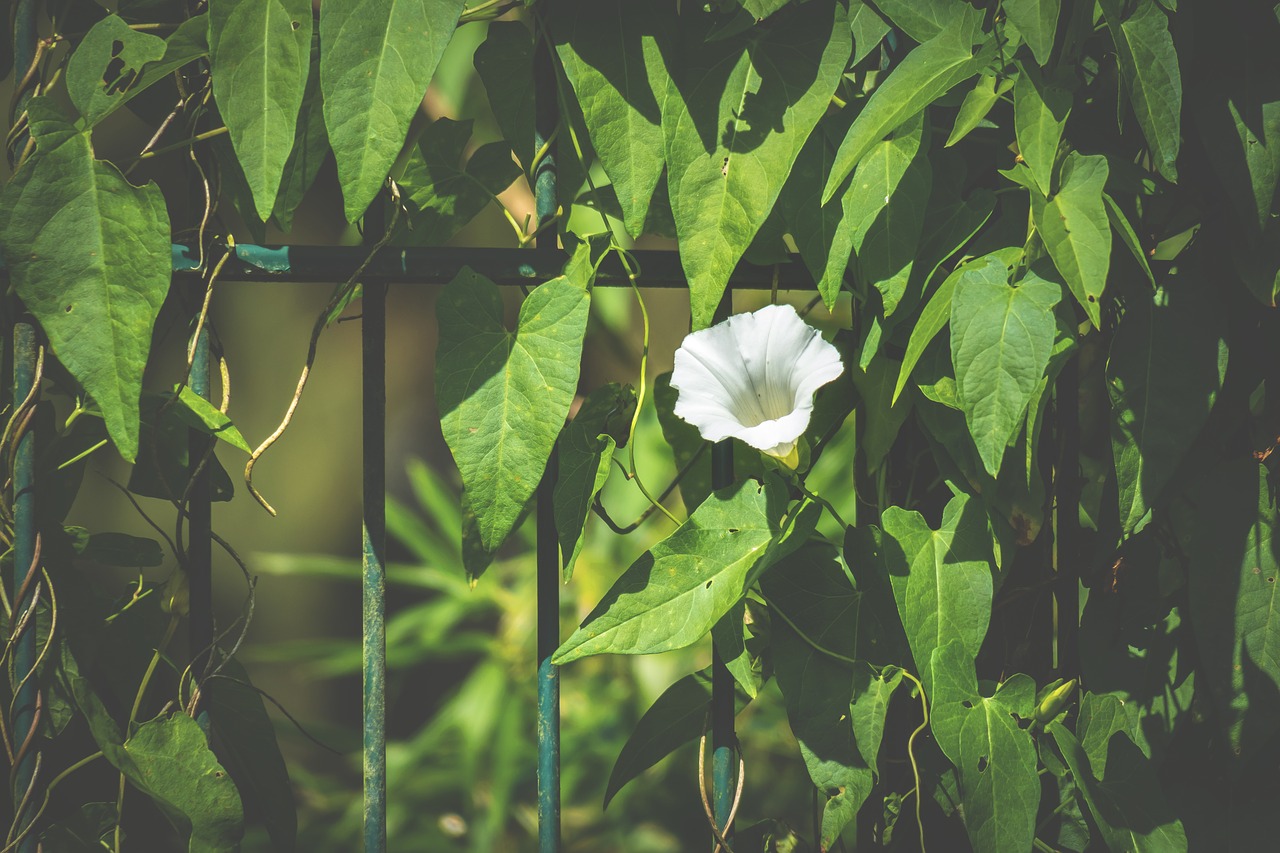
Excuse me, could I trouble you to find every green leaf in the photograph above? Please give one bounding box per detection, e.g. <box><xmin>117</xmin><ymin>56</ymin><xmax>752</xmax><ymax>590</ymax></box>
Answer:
<box><xmin>1174</xmin><ymin>461</ymin><xmax>1280</xmax><ymax>755</ymax></box>
<box><xmin>893</xmin><ymin>248</ymin><xmax>1021</xmax><ymax>405</ymax></box>
<box><xmin>1077</xmin><ymin>691</ymin><xmax>1132</xmax><ymax>777</ymax></box>
<box><xmin>665</xmin><ymin>1</ymin><xmax>850</xmax><ymax>328</ymax></box>
<box><xmin>603</xmin><ymin>669</ymin><xmax>751</xmax><ymax>808</ymax></box>
<box><xmin>1050</xmin><ymin>723</ymin><xmax>1189</xmax><ymax>852</ymax></box>
<box><xmin>1013</xmin><ymin>63</ymin><xmax>1071</xmax><ymax>196</ymax></box>
<box><xmin>850</xmin><ymin>663</ymin><xmax>902</xmax><ymax>775</ymax></box>
<box><xmin>1031</xmin><ymin>151</ymin><xmax>1110</xmax><ymax>327</ymax></box>
<box><xmin>1098</xmin><ymin>0</ymin><xmax>1182</xmax><ymax>181</ymax></box>
<box><xmin>128</xmin><ymin>392</ymin><xmax>236</xmax><ymax>504</ymax></box>
<box><xmin>206</xmin><ymin>661</ymin><xmax>296</xmax><ymax>853</ymax></box>
<box><xmin>0</xmin><ymin>98</ymin><xmax>170</xmax><ymax>462</ymax></box>
<box><xmin>946</xmin><ymin>72</ymin><xmax>1016</xmax><ymax>148</ymax></box>
<box><xmin>849</xmin><ymin>354</ymin><xmax>914</xmax><ymax>474</ymax></box>
<box><xmin>66</xmin><ymin>15</ymin><xmax>166</xmax><ymax>127</ymax></box>
<box><xmin>958</xmin><ymin>679</ymin><xmax>1041</xmax><ymax>853</ymax></box>
<box><xmin>83</xmin><ymin>532</ymin><xmax>163</xmax><ymax>568</ymax></box>
<box><xmin>273</xmin><ymin>28</ymin><xmax>329</xmax><ymax>233</ymax></box>
<box><xmin>870</xmin><ymin>0</ymin><xmax>966</xmax><ymax>43</ymax></box>
<box><xmin>766</xmin><ymin>541</ymin><xmax>877</xmax><ymax>846</ymax></box>
<box><xmin>553</xmin><ymin>479</ymin><xmax>784</xmax><ymax>663</ymax></box>
<box><xmin>881</xmin><ymin>493</ymin><xmax>993</xmax><ymax>693</ymax></box>
<box><xmin>734</xmin><ymin>0</ymin><xmax>792</xmax><ymax>21</ymax></box>
<box><xmin>552</xmin><ymin>0</ymin><xmax>673</xmax><ymax>238</ymax></box>
<box><xmin>319</xmin><ymin>0</ymin><xmax>465</xmax><ymax>221</ymax></box>
<box><xmin>475</xmin><ymin>21</ymin><xmax>534</xmax><ymax>173</ymax></box>
<box><xmin>1103</xmin><ymin>193</ymin><xmax>1156</xmax><ymax>287</ymax></box>
<box><xmin>951</xmin><ymin>261</ymin><xmax>1062</xmax><ymax>476</ymax></box>
<box><xmin>849</xmin><ymin>0</ymin><xmax>891</xmax><ymax>66</ymax></box>
<box><xmin>209</xmin><ymin>0</ymin><xmax>312</xmax><ymax>221</ymax></box>
<box><xmin>844</xmin><ymin>113</ymin><xmax>932</xmax><ymax>316</ymax></box>
<box><xmin>1108</xmin><ymin>280</ymin><xmax>1227</xmax><ymax>535</ymax></box>
<box><xmin>392</xmin><ymin>118</ymin><xmax>521</xmax><ymax>246</ymax></box>
<box><xmin>779</xmin><ymin>111</ymin><xmax>856</xmax><ymax>309</ymax></box>
<box><xmin>711</xmin><ymin>598</ymin><xmax>770</xmax><ymax>699</ymax></box>
<box><xmin>125</xmin><ymin>714</ymin><xmax>245</xmax><ymax>852</ymax></box>
<box><xmin>436</xmin><ymin>268</ymin><xmax>590</xmax><ymax>579</ymax></box>
<box><xmin>66</xmin><ymin>13</ymin><xmax>208</xmax><ymax>129</ymax></box>
<box><xmin>553</xmin><ymin>383</ymin><xmax>635</xmax><ymax>580</ymax></box>
<box><xmin>1003</xmin><ymin>0</ymin><xmax>1061</xmax><ymax>66</ymax></box>
<box><xmin>823</xmin><ymin>16</ymin><xmax>994</xmax><ymax>203</ymax></box>
<box><xmin>171</xmin><ymin>385</ymin><xmax>252</xmax><ymax>453</ymax></box>
<box><xmin>41</xmin><ymin>802</ymin><xmax>117</xmax><ymax>852</ymax></box>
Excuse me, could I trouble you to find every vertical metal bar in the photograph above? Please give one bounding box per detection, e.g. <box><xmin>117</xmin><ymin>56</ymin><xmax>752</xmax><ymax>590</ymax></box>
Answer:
<box><xmin>362</xmin><ymin>216</ymin><xmax>388</xmax><ymax>850</ymax></box>
<box><xmin>10</xmin><ymin>322</ymin><xmax>38</xmax><ymax>853</ymax></box>
<box><xmin>532</xmin><ymin>13</ymin><xmax>561</xmax><ymax>852</ymax></box>
<box><xmin>710</xmin><ymin>290</ymin><xmax>736</xmax><ymax>837</ymax></box>
<box><xmin>187</xmin><ymin>321</ymin><xmax>213</xmax><ymax>723</ymax></box>
<box><xmin>11</xmin><ymin>6</ymin><xmax>40</xmax><ymax>851</ymax></box>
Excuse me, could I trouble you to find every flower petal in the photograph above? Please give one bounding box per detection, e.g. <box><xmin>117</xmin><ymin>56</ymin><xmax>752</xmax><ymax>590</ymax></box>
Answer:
<box><xmin>670</xmin><ymin>303</ymin><xmax>844</xmax><ymax>456</ymax></box>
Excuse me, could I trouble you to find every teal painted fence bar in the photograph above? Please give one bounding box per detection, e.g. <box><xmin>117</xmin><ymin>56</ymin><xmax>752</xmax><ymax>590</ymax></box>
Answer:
<box><xmin>533</xmin><ymin>12</ymin><xmax>562</xmax><ymax>851</ymax></box>
<box><xmin>710</xmin><ymin>292</ymin><xmax>737</xmax><ymax>846</ymax></box>
<box><xmin>362</xmin><ymin>231</ymin><xmax>389</xmax><ymax>850</ymax></box>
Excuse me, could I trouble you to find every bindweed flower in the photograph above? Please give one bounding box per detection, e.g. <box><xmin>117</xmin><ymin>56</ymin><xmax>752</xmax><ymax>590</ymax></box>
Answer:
<box><xmin>670</xmin><ymin>304</ymin><xmax>844</xmax><ymax>469</ymax></box>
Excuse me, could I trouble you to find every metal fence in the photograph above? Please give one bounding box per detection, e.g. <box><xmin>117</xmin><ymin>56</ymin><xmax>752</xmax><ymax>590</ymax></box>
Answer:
<box><xmin>4</xmin><ymin>17</ymin><xmax>818</xmax><ymax>853</ymax></box>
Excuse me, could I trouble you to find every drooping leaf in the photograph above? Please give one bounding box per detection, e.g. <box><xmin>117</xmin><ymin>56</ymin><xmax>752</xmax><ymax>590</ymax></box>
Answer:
<box><xmin>1173</xmin><ymin>460</ymin><xmax>1280</xmax><ymax>755</ymax></box>
<box><xmin>711</xmin><ymin>597</ymin><xmax>770</xmax><ymax>699</ymax></box>
<box><xmin>870</xmin><ymin>0</ymin><xmax>967</xmax><ymax>43</ymax></box>
<box><xmin>82</xmin><ymin>532</ymin><xmax>163</xmax><ymax>568</ymax></box>
<box><xmin>766</xmin><ymin>542</ymin><xmax>877</xmax><ymax>846</ymax></box>
<box><xmin>946</xmin><ymin>72</ymin><xmax>1016</xmax><ymax>148</ymax></box>
<box><xmin>665</xmin><ymin>0</ymin><xmax>850</xmax><ymax>328</ymax></box>
<box><xmin>553</xmin><ymin>383</ymin><xmax>635</xmax><ymax>580</ymax></box>
<box><xmin>1103</xmin><ymin>193</ymin><xmax>1156</xmax><ymax>287</ymax></box>
<box><xmin>603</xmin><ymin>669</ymin><xmax>751</xmax><ymax>809</ymax></box>
<box><xmin>1013</xmin><ymin>63</ymin><xmax>1072</xmax><ymax>196</ymax></box>
<box><xmin>436</xmin><ymin>267</ymin><xmax>590</xmax><ymax>579</ymax></box>
<box><xmin>128</xmin><ymin>392</ymin><xmax>236</xmax><ymax>504</ymax></box>
<box><xmin>881</xmin><ymin>493</ymin><xmax>994</xmax><ymax>693</ymax></box>
<box><xmin>1050</xmin><ymin>723</ymin><xmax>1189</xmax><ymax>852</ymax></box>
<box><xmin>823</xmin><ymin>14</ymin><xmax>994</xmax><ymax>203</ymax></box>
<box><xmin>1098</xmin><ymin>0</ymin><xmax>1181</xmax><ymax>181</ymax></box>
<box><xmin>320</xmin><ymin>0</ymin><xmax>465</xmax><ymax>221</ymax></box>
<box><xmin>552</xmin><ymin>0</ymin><xmax>673</xmax><ymax>238</ymax></box>
<box><xmin>849</xmin><ymin>0</ymin><xmax>891</xmax><ymax>65</ymax></box>
<box><xmin>850</xmin><ymin>663</ymin><xmax>902</xmax><ymax>775</ymax></box>
<box><xmin>392</xmin><ymin>117</ymin><xmax>522</xmax><ymax>246</ymax></box>
<box><xmin>206</xmin><ymin>661</ymin><xmax>296</xmax><ymax>853</ymax></box>
<box><xmin>1032</xmin><ymin>151</ymin><xmax>1110</xmax><ymax>327</ymax></box>
<box><xmin>553</xmin><ymin>479</ymin><xmax>785</xmax><ymax>663</ymax></box>
<box><xmin>0</xmin><ymin>98</ymin><xmax>170</xmax><ymax>462</ymax></box>
<box><xmin>779</xmin><ymin>110</ymin><xmax>856</xmax><ymax>308</ymax></box>
<box><xmin>209</xmin><ymin>0</ymin><xmax>312</xmax><ymax>220</ymax></box>
<box><xmin>1076</xmin><ymin>691</ymin><xmax>1133</xmax><ymax>777</ymax></box>
<box><xmin>893</xmin><ymin>248</ymin><xmax>1022</xmax><ymax>405</ymax></box>
<box><xmin>273</xmin><ymin>28</ymin><xmax>329</xmax><ymax>232</ymax></box>
<box><xmin>1003</xmin><ymin>0</ymin><xmax>1061</xmax><ymax>66</ymax></box>
<box><xmin>844</xmin><ymin>113</ymin><xmax>932</xmax><ymax>316</ymax></box>
<box><xmin>951</xmin><ymin>261</ymin><xmax>1062</xmax><ymax>476</ymax></box>
<box><xmin>171</xmin><ymin>385</ymin><xmax>252</xmax><ymax>454</ymax></box>
<box><xmin>475</xmin><ymin>21</ymin><xmax>534</xmax><ymax>173</ymax></box>
<box><xmin>1107</xmin><ymin>279</ymin><xmax>1227</xmax><ymax>535</ymax></box>
<box><xmin>849</xmin><ymin>354</ymin><xmax>914</xmax><ymax>474</ymax></box>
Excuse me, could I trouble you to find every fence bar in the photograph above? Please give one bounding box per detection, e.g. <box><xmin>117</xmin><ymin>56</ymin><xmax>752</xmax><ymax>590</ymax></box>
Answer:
<box><xmin>162</xmin><ymin>245</ymin><xmax>815</xmax><ymax>290</ymax></box>
<box><xmin>187</xmin><ymin>320</ymin><xmax>213</xmax><ymax>719</ymax></box>
<box><xmin>710</xmin><ymin>290</ymin><xmax>736</xmax><ymax>838</ymax></box>
<box><xmin>532</xmin><ymin>12</ymin><xmax>562</xmax><ymax>852</ymax></box>
<box><xmin>361</xmin><ymin>274</ymin><xmax>388</xmax><ymax>851</ymax></box>
<box><xmin>10</xmin><ymin>5</ymin><xmax>40</xmax><ymax>851</ymax></box>
<box><xmin>10</xmin><ymin>321</ymin><xmax>38</xmax><ymax>853</ymax></box>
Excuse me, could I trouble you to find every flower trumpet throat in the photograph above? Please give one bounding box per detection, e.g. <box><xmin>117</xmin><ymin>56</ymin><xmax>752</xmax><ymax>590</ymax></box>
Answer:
<box><xmin>669</xmin><ymin>304</ymin><xmax>843</xmax><ymax>467</ymax></box>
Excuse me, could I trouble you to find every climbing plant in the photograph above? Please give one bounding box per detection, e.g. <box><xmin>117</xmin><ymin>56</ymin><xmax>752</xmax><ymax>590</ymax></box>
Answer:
<box><xmin>1</xmin><ymin>0</ymin><xmax>1278</xmax><ymax>850</ymax></box>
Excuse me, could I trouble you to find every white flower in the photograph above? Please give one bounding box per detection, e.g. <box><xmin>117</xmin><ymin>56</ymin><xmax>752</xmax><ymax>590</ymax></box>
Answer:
<box><xmin>670</xmin><ymin>304</ymin><xmax>844</xmax><ymax>468</ymax></box>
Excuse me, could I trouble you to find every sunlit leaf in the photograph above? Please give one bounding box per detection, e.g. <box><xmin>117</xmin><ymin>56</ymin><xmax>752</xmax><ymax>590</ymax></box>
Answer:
<box><xmin>1031</xmin><ymin>151</ymin><xmax>1110</xmax><ymax>328</ymax></box>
